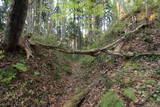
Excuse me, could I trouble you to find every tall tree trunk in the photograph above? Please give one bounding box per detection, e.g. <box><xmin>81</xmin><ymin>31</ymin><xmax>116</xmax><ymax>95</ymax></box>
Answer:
<box><xmin>26</xmin><ymin>1</ymin><xmax>34</xmax><ymax>33</ymax></box>
<box><xmin>35</xmin><ymin>0</ymin><xmax>41</xmax><ymax>33</ymax></box>
<box><xmin>95</xmin><ymin>15</ymin><xmax>100</xmax><ymax>35</ymax></box>
<box><xmin>4</xmin><ymin>0</ymin><xmax>28</xmax><ymax>51</ymax></box>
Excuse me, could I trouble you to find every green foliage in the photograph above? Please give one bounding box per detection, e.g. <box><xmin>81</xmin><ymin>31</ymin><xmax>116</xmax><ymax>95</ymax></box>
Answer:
<box><xmin>0</xmin><ymin>50</ymin><xmax>5</xmax><ymax>59</ymax></box>
<box><xmin>0</xmin><ymin>50</ymin><xmax>3</xmax><ymax>54</ymax></box>
<box><xmin>51</xmin><ymin>13</ymin><xmax>66</xmax><ymax>22</ymax></box>
<box><xmin>155</xmin><ymin>22</ymin><xmax>160</xmax><ymax>29</ymax></box>
<box><xmin>54</xmin><ymin>71</ymin><xmax>62</xmax><ymax>80</ymax></box>
<box><xmin>0</xmin><ymin>67</ymin><xmax>16</xmax><ymax>84</ymax></box>
<box><xmin>99</xmin><ymin>90</ymin><xmax>124</xmax><ymax>107</ymax></box>
<box><xmin>145</xmin><ymin>79</ymin><xmax>156</xmax><ymax>84</ymax></box>
<box><xmin>123</xmin><ymin>88</ymin><xmax>136</xmax><ymax>101</ymax></box>
<box><xmin>12</xmin><ymin>63</ymin><xmax>28</xmax><ymax>72</ymax></box>
<box><xmin>144</xmin><ymin>55</ymin><xmax>160</xmax><ymax>61</ymax></box>
<box><xmin>149</xmin><ymin>89</ymin><xmax>160</xmax><ymax>103</ymax></box>
<box><xmin>130</xmin><ymin>0</ymin><xmax>145</xmax><ymax>13</ymax></box>
<box><xmin>34</xmin><ymin>99</ymin><xmax>46</xmax><ymax>105</ymax></box>
<box><xmin>31</xmin><ymin>34</ymin><xmax>58</xmax><ymax>45</ymax></box>
<box><xmin>148</xmin><ymin>0</ymin><xmax>160</xmax><ymax>7</ymax></box>
<box><xmin>63</xmin><ymin>65</ymin><xmax>72</xmax><ymax>71</ymax></box>
<box><xmin>118</xmin><ymin>61</ymin><xmax>144</xmax><ymax>73</ymax></box>
<box><xmin>6</xmin><ymin>92</ymin><xmax>16</xmax><ymax>98</ymax></box>
<box><xmin>100</xmin><ymin>74</ymin><xmax>113</xmax><ymax>89</ymax></box>
<box><xmin>110</xmin><ymin>22</ymin><xmax>125</xmax><ymax>34</ymax></box>
<box><xmin>79</xmin><ymin>55</ymin><xmax>95</xmax><ymax>67</ymax></box>
<box><xmin>34</xmin><ymin>72</ymin><xmax>41</xmax><ymax>76</ymax></box>
<box><xmin>143</xmin><ymin>35</ymin><xmax>153</xmax><ymax>43</ymax></box>
<box><xmin>113</xmin><ymin>61</ymin><xmax>145</xmax><ymax>88</ymax></box>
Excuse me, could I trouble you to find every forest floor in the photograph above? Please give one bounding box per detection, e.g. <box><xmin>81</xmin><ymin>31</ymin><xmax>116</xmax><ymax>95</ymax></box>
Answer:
<box><xmin>0</xmin><ymin>49</ymin><xmax>106</xmax><ymax>107</ymax></box>
<box><xmin>0</xmin><ymin>41</ymin><xmax>160</xmax><ymax>107</ymax></box>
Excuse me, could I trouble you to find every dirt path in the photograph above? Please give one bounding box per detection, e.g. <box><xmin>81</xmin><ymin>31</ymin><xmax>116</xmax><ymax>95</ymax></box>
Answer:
<box><xmin>53</xmin><ymin>61</ymin><xmax>105</xmax><ymax>107</ymax></box>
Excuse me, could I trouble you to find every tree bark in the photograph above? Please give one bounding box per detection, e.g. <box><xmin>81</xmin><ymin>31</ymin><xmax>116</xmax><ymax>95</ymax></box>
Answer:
<box><xmin>4</xmin><ymin>0</ymin><xmax>28</xmax><ymax>51</ymax></box>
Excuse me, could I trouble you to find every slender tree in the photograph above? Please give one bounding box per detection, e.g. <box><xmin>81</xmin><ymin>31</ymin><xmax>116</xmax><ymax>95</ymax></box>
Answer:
<box><xmin>145</xmin><ymin>0</ymin><xmax>149</xmax><ymax>22</ymax></box>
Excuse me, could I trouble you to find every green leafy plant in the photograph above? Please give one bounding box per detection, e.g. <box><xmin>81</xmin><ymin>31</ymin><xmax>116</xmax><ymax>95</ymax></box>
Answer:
<box><xmin>80</xmin><ymin>55</ymin><xmax>95</xmax><ymax>67</ymax></box>
<box><xmin>54</xmin><ymin>71</ymin><xmax>62</xmax><ymax>80</ymax></box>
<box><xmin>0</xmin><ymin>50</ymin><xmax>5</xmax><ymax>59</ymax></box>
<box><xmin>149</xmin><ymin>89</ymin><xmax>160</xmax><ymax>103</ymax></box>
<box><xmin>145</xmin><ymin>79</ymin><xmax>156</xmax><ymax>84</ymax></box>
<box><xmin>0</xmin><ymin>67</ymin><xmax>16</xmax><ymax>84</ymax></box>
<box><xmin>34</xmin><ymin>99</ymin><xmax>46</xmax><ymax>105</ymax></box>
<box><xmin>63</xmin><ymin>65</ymin><xmax>72</xmax><ymax>71</ymax></box>
<box><xmin>143</xmin><ymin>35</ymin><xmax>153</xmax><ymax>43</ymax></box>
<box><xmin>12</xmin><ymin>63</ymin><xmax>28</xmax><ymax>72</ymax></box>
<box><xmin>34</xmin><ymin>72</ymin><xmax>41</xmax><ymax>76</ymax></box>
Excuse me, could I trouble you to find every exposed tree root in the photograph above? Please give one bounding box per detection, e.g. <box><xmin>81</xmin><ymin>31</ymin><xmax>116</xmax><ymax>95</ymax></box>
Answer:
<box><xmin>15</xmin><ymin>33</ymin><xmax>34</xmax><ymax>59</ymax></box>
<box><xmin>0</xmin><ymin>33</ymin><xmax>33</xmax><ymax>59</ymax></box>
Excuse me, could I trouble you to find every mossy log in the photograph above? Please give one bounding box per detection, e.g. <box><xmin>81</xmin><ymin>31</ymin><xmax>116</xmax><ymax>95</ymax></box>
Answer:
<box><xmin>63</xmin><ymin>88</ymin><xmax>90</xmax><ymax>107</ymax></box>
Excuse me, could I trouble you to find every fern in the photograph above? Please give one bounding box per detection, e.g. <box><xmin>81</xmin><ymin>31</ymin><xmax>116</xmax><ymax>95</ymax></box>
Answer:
<box><xmin>0</xmin><ymin>67</ymin><xmax>16</xmax><ymax>84</ymax></box>
<box><xmin>12</xmin><ymin>63</ymin><xmax>28</xmax><ymax>72</ymax></box>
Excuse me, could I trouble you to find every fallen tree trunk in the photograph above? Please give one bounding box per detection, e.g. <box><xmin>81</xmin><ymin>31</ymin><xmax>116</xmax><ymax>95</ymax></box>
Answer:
<box><xmin>29</xmin><ymin>23</ymin><xmax>148</xmax><ymax>57</ymax></box>
<box><xmin>31</xmin><ymin>39</ymin><xmax>126</xmax><ymax>56</ymax></box>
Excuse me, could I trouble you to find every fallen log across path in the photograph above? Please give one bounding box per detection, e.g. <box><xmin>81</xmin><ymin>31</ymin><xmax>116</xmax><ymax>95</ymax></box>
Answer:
<box><xmin>29</xmin><ymin>23</ymin><xmax>148</xmax><ymax>57</ymax></box>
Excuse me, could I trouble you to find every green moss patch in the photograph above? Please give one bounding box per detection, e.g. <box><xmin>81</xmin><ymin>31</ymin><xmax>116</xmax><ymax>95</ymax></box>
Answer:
<box><xmin>123</xmin><ymin>88</ymin><xmax>136</xmax><ymax>101</ymax></box>
<box><xmin>12</xmin><ymin>63</ymin><xmax>28</xmax><ymax>72</ymax></box>
<box><xmin>99</xmin><ymin>90</ymin><xmax>124</xmax><ymax>107</ymax></box>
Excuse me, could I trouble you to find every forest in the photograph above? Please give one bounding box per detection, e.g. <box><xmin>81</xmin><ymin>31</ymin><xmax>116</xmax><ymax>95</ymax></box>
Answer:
<box><xmin>0</xmin><ymin>0</ymin><xmax>160</xmax><ymax>107</ymax></box>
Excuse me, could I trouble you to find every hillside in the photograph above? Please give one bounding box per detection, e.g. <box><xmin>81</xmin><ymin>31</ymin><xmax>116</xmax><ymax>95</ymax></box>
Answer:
<box><xmin>0</xmin><ymin>1</ymin><xmax>160</xmax><ymax>107</ymax></box>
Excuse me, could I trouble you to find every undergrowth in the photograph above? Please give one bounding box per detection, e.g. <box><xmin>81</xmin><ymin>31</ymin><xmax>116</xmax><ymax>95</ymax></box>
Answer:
<box><xmin>0</xmin><ymin>67</ymin><xmax>16</xmax><ymax>84</ymax></box>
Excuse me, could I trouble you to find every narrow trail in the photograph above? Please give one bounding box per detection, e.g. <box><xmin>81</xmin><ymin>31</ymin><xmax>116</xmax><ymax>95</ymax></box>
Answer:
<box><xmin>54</xmin><ymin>61</ymin><xmax>105</xmax><ymax>107</ymax></box>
